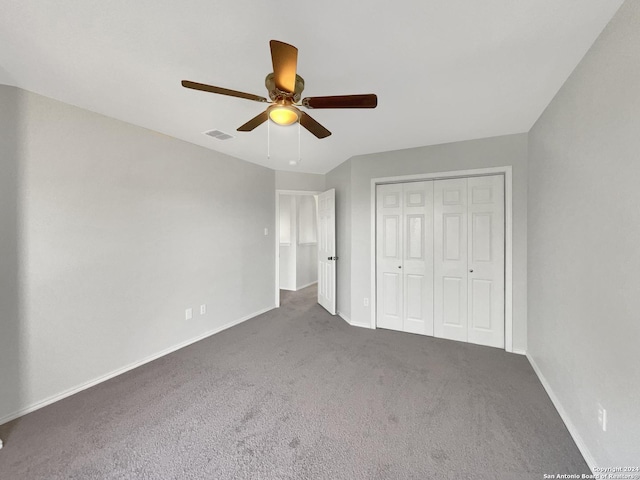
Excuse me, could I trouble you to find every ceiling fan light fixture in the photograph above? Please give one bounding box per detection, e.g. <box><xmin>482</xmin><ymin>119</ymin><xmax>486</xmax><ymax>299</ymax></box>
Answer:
<box><xmin>268</xmin><ymin>105</ymin><xmax>300</xmax><ymax>126</ymax></box>
<box><xmin>182</xmin><ymin>40</ymin><xmax>377</xmax><ymax>139</ymax></box>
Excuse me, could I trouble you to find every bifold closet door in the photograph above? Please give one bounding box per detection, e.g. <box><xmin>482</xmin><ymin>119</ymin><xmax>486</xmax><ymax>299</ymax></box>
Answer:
<box><xmin>467</xmin><ymin>175</ymin><xmax>504</xmax><ymax>348</ymax></box>
<box><xmin>434</xmin><ymin>175</ymin><xmax>505</xmax><ymax>348</ymax></box>
<box><xmin>376</xmin><ymin>183</ymin><xmax>403</xmax><ymax>331</ymax></box>
<box><xmin>376</xmin><ymin>182</ymin><xmax>434</xmax><ymax>335</ymax></box>
<box><xmin>433</xmin><ymin>178</ymin><xmax>469</xmax><ymax>342</ymax></box>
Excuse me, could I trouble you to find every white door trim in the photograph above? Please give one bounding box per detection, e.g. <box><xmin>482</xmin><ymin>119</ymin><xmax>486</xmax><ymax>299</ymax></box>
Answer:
<box><xmin>369</xmin><ymin>166</ymin><xmax>514</xmax><ymax>352</ymax></box>
<box><xmin>275</xmin><ymin>189</ymin><xmax>320</xmax><ymax>307</ymax></box>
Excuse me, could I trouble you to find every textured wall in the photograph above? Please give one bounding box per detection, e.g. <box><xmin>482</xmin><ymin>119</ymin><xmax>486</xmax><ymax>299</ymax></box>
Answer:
<box><xmin>528</xmin><ymin>0</ymin><xmax>640</xmax><ymax>466</ymax></box>
<box><xmin>0</xmin><ymin>87</ymin><xmax>275</xmax><ymax>422</ymax></box>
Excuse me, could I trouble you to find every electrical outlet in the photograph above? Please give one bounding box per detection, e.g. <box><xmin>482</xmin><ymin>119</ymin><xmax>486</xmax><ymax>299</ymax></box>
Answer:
<box><xmin>598</xmin><ymin>403</ymin><xmax>607</xmax><ymax>432</ymax></box>
<box><xmin>264</xmin><ymin>228</ymin><xmax>269</xmax><ymax>236</ymax></box>
<box><xmin>364</xmin><ymin>298</ymin><xmax>369</xmax><ymax>307</ymax></box>
<box><xmin>200</xmin><ymin>304</ymin><xmax>206</xmax><ymax>315</ymax></box>
<box><xmin>185</xmin><ymin>308</ymin><xmax>193</xmax><ymax>321</ymax></box>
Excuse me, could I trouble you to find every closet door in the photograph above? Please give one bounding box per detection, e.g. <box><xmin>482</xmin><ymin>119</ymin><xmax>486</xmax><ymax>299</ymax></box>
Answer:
<box><xmin>434</xmin><ymin>178</ymin><xmax>469</xmax><ymax>342</ymax></box>
<box><xmin>376</xmin><ymin>183</ymin><xmax>404</xmax><ymax>331</ymax></box>
<box><xmin>467</xmin><ymin>175</ymin><xmax>504</xmax><ymax>348</ymax></box>
<box><xmin>376</xmin><ymin>182</ymin><xmax>433</xmax><ymax>335</ymax></box>
<box><xmin>402</xmin><ymin>181</ymin><xmax>434</xmax><ymax>335</ymax></box>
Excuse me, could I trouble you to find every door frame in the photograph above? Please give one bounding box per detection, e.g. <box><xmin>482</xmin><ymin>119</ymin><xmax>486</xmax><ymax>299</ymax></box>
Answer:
<box><xmin>370</xmin><ymin>166</ymin><xmax>514</xmax><ymax>352</ymax></box>
<box><xmin>275</xmin><ymin>189</ymin><xmax>321</xmax><ymax>308</ymax></box>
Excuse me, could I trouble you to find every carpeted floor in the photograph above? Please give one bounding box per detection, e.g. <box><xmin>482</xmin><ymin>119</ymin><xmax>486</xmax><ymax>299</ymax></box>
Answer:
<box><xmin>0</xmin><ymin>285</ymin><xmax>589</xmax><ymax>479</ymax></box>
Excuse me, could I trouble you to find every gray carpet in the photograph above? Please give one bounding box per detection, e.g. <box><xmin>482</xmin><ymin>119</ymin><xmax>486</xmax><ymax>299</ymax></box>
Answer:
<box><xmin>0</xmin><ymin>285</ymin><xmax>589</xmax><ymax>479</ymax></box>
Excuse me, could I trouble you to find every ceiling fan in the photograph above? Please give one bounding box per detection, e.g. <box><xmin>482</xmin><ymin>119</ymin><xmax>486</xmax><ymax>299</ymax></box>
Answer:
<box><xmin>182</xmin><ymin>40</ymin><xmax>377</xmax><ymax>139</ymax></box>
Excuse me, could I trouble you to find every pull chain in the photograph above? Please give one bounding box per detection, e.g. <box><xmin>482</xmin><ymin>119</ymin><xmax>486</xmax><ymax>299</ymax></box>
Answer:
<box><xmin>298</xmin><ymin>122</ymin><xmax>301</xmax><ymax>165</ymax></box>
<box><xmin>267</xmin><ymin>119</ymin><xmax>270</xmax><ymax>159</ymax></box>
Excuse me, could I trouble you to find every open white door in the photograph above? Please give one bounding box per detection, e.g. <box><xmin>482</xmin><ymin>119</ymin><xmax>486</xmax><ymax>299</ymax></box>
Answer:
<box><xmin>317</xmin><ymin>189</ymin><xmax>336</xmax><ymax>314</ymax></box>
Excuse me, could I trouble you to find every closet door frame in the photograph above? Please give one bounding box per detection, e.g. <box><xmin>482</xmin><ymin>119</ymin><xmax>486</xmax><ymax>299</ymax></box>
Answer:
<box><xmin>370</xmin><ymin>166</ymin><xmax>514</xmax><ymax>353</ymax></box>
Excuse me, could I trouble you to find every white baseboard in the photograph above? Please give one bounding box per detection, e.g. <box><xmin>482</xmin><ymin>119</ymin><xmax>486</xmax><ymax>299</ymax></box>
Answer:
<box><xmin>295</xmin><ymin>281</ymin><xmax>318</xmax><ymax>291</ymax></box>
<box><xmin>512</xmin><ymin>348</ymin><xmax>527</xmax><ymax>356</ymax></box>
<box><xmin>0</xmin><ymin>305</ymin><xmax>275</xmax><ymax>426</ymax></box>
<box><xmin>349</xmin><ymin>322</ymin><xmax>373</xmax><ymax>329</ymax></box>
<box><xmin>338</xmin><ymin>311</ymin><xmax>372</xmax><ymax>329</ymax></box>
<box><xmin>526</xmin><ymin>353</ymin><xmax>596</xmax><ymax>473</ymax></box>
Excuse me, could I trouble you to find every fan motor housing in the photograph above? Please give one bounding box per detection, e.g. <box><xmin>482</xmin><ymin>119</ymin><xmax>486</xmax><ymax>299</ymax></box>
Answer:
<box><xmin>265</xmin><ymin>73</ymin><xmax>305</xmax><ymax>103</ymax></box>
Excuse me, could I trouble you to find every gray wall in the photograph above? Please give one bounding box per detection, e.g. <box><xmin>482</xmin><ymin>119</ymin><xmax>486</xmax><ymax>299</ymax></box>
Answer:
<box><xmin>0</xmin><ymin>87</ymin><xmax>276</xmax><ymax>422</ymax></box>
<box><xmin>341</xmin><ymin>134</ymin><xmax>529</xmax><ymax>350</ymax></box>
<box><xmin>528</xmin><ymin>0</ymin><xmax>640</xmax><ymax>466</ymax></box>
<box><xmin>0</xmin><ymin>86</ymin><xmax>23</xmax><ymax>423</ymax></box>
<box><xmin>325</xmin><ymin>159</ymin><xmax>352</xmax><ymax>320</ymax></box>
<box><xmin>275</xmin><ymin>170</ymin><xmax>325</xmax><ymax>192</ymax></box>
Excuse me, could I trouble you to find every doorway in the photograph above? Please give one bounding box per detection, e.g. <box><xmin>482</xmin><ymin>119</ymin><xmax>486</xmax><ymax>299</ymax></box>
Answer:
<box><xmin>275</xmin><ymin>190</ymin><xmax>319</xmax><ymax>307</ymax></box>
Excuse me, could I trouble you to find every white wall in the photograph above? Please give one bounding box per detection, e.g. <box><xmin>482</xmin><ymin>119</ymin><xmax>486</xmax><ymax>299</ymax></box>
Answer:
<box><xmin>332</xmin><ymin>134</ymin><xmax>529</xmax><ymax>349</ymax></box>
<box><xmin>528</xmin><ymin>0</ymin><xmax>640</xmax><ymax>467</ymax></box>
<box><xmin>0</xmin><ymin>87</ymin><xmax>276</xmax><ymax>423</ymax></box>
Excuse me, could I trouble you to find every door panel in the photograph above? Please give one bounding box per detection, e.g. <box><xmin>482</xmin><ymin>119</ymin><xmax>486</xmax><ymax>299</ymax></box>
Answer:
<box><xmin>467</xmin><ymin>175</ymin><xmax>504</xmax><ymax>348</ymax></box>
<box><xmin>471</xmin><ymin>213</ymin><xmax>492</xmax><ymax>262</ymax></box>
<box><xmin>406</xmin><ymin>215</ymin><xmax>424</xmax><ymax>259</ymax></box>
<box><xmin>443</xmin><ymin>214</ymin><xmax>463</xmax><ymax>260</ymax></box>
<box><xmin>383</xmin><ymin>273</ymin><xmax>401</xmax><ymax>316</ymax></box>
<box><xmin>376</xmin><ymin>181</ymin><xmax>433</xmax><ymax>335</ymax></box>
<box><xmin>442</xmin><ymin>277</ymin><xmax>463</xmax><ymax>326</ymax></box>
<box><xmin>376</xmin><ymin>183</ymin><xmax>404</xmax><ymax>331</ymax></box>
<box><xmin>317</xmin><ymin>189</ymin><xmax>336</xmax><ymax>314</ymax></box>
<box><xmin>402</xmin><ymin>181</ymin><xmax>434</xmax><ymax>335</ymax></box>
<box><xmin>470</xmin><ymin>279</ymin><xmax>492</xmax><ymax>330</ymax></box>
<box><xmin>383</xmin><ymin>216</ymin><xmax>400</xmax><ymax>258</ymax></box>
<box><xmin>434</xmin><ymin>178</ymin><xmax>468</xmax><ymax>342</ymax></box>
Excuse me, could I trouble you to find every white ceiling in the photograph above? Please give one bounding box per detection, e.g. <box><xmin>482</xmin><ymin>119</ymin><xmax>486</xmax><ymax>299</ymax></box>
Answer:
<box><xmin>0</xmin><ymin>0</ymin><xmax>623</xmax><ymax>174</ymax></box>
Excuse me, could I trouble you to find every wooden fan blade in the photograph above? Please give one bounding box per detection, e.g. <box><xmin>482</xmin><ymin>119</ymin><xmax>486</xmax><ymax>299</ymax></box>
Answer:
<box><xmin>237</xmin><ymin>110</ymin><xmax>269</xmax><ymax>132</ymax></box>
<box><xmin>300</xmin><ymin>112</ymin><xmax>331</xmax><ymax>139</ymax></box>
<box><xmin>182</xmin><ymin>80</ymin><xmax>268</xmax><ymax>103</ymax></box>
<box><xmin>302</xmin><ymin>94</ymin><xmax>377</xmax><ymax>109</ymax></box>
<box><xmin>270</xmin><ymin>40</ymin><xmax>298</xmax><ymax>93</ymax></box>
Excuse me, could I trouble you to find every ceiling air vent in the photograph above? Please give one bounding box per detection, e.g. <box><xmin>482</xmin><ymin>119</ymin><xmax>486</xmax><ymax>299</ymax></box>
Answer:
<box><xmin>203</xmin><ymin>129</ymin><xmax>234</xmax><ymax>140</ymax></box>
